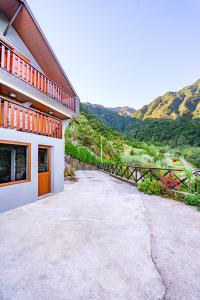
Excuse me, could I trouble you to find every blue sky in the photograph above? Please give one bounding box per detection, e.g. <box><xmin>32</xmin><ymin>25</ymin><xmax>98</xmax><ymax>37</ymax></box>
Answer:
<box><xmin>28</xmin><ymin>0</ymin><xmax>200</xmax><ymax>109</ymax></box>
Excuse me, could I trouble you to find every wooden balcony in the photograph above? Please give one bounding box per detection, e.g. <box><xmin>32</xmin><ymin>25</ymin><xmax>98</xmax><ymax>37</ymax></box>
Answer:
<box><xmin>0</xmin><ymin>41</ymin><xmax>77</xmax><ymax>113</ymax></box>
<box><xmin>0</xmin><ymin>97</ymin><xmax>62</xmax><ymax>139</ymax></box>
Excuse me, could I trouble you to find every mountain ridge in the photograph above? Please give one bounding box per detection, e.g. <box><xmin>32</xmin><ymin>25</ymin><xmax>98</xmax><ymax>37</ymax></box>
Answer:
<box><xmin>81</xmin><ymin>79</ymin><xmax>200</xmax><ymax>146</ymax></box>
<box><xmin>83</xmin><ymin>79</ymin><xmax>200</xmax><ymax>121</ymax></box>
<box><xmin>82</xmin><ymin>103</ymin><xmax>136</xmax><ymax>117</ymax></box>
<box><xmin>134</xmin><ymin>79</ymin><xmax>200</xmax><ymax>120</ymax></box>
<box><xmin>81</xmin><ymin>102</ymin><xmax>137</xmax><ymax>132</ymax></box>
<box><xmin>108</xmin><ymin>106</ymin><xmax>136</xmax><ymax>116</ymax></box>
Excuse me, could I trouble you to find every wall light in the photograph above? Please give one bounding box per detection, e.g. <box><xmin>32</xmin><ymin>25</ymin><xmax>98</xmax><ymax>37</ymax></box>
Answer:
<box><xmin>10</xmin><ymin>92</ymin><xmax>16</xmax><ymax>98</ymax></box>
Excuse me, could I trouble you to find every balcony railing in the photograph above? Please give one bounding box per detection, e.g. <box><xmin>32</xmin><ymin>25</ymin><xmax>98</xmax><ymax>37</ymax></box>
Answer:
<box><xmin>0</xmin><ymin>98</ymin><xmax>62</xmax><ymax>139</ymax></box>
<box><xmin>0</xmin><ymin>41</ymin><xmax>77</xmax><ymax>112</ymax></box>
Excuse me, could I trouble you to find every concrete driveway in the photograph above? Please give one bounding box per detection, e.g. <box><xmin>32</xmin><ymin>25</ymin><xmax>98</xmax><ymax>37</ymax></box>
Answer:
<box><xmin>0</xmin><ymin>171</ymin><xmax>200</xmax><ymax>300</ymax></box>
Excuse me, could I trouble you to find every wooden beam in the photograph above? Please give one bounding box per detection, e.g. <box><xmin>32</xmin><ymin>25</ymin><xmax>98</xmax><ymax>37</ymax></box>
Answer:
<box><xmin>3</xmin><ymin>3</ymin><xmax>23</xmax><ymax>36</ymax></box>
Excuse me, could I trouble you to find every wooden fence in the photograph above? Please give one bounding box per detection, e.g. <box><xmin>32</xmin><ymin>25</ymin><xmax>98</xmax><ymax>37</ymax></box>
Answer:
<box><xmin>97</xmin><ymin>163</ymin><xmax>200</xmax><ymax>193</ymax></box>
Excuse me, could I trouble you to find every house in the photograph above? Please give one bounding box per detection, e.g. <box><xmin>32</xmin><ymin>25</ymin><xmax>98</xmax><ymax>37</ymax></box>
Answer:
<box><xmin>0</xmin><ymin>0</ymin><xmax>80</xmax><ymax>213</ymax></box>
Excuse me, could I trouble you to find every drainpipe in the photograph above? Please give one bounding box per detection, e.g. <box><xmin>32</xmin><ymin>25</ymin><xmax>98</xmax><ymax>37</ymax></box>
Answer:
<box><xmin>75</xmin><ymin>97</ymin><xmax>80</xmax><ymax>114</ymax></box>
<box><xmin>62</xmin><ymin>119</ymin><xmax>71</xmax><ymax>139</ymax></box>
<box><xmin>101</xmin><ymin>136</ymin><xmax>103</xmax><ymax>163</ymax></box>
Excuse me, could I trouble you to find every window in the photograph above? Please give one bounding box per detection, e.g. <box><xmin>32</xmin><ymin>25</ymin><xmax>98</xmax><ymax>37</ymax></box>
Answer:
<box><xmin>38</xmin><ymin>148</ymin><xmax>49</xmax><ymax>173</ymax></box>
<box><xmin>0</xmin><ymin>141</ymin><xmax>31</xmax><ymax>186</ymax></box>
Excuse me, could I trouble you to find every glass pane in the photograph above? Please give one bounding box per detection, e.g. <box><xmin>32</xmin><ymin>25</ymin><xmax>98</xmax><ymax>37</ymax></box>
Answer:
<box><xmin>0</xmin><ymin>147</ymin><xmax>11</xmax><ymax>183</ymax></box>
<box><xmin>38</xmin><ymin>148</ymin><xmax>48</xmax><ymax>173</ymax></box>
<box><xmin>15</xmin><ymin>146</ymin><xmax>27</xmax><ymax>181</ymax></box>
<box><xmin>0</xmin><ymin>144</ymin><xmax>28</xmax><ymax>184</ymax></box>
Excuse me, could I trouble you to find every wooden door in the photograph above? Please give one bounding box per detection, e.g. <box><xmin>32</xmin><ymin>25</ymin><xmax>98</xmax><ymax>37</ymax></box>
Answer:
<box><xmin>38</xmin><ymin>146</ymin><xmax>51</xmax><ymax>196</ymax></box>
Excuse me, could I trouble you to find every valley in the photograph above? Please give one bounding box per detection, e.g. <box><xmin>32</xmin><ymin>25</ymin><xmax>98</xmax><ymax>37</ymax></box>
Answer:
<box><xmin>65</xmin><ymin>79</ymin><xmax>200</xmax><ymax>169</ymax></box>
<box><xmin>65</xmin><ymin>108</ymin><xmax>200</xmax><ymax>170</ymax></box>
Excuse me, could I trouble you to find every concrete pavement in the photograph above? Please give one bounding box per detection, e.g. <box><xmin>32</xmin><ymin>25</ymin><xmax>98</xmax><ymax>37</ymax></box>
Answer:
<box><xmin>0</xmin><ymin>171</ymin><xmax>200</xmax><ymax>300</ymax></box>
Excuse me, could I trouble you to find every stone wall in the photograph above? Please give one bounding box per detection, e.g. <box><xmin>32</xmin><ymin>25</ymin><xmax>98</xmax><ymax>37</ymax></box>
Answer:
<box><xmin>65</xmin><ymin>155</ymin><xmax>97</xmax><ymax>171</ymax></box>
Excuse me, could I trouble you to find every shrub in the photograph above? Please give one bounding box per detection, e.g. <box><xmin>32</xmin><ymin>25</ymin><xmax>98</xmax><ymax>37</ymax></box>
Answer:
<box><xmin>173</xmin><ymin>192</ymin><xmax>185</xmax><ymax>201</ymax></box>
<box><xmin>184</xmin><ymin>194</ymin><xmax>200</xmax><ymax>207</ymax></box>
<box><xmin>65</xmin><ymin>113</ymin><xmax>124</xmax><ymax>162</ymax></box>
<box><xmin>65</xmin><ymin>143</ymin><xmax>100</xmax><ymax>164</ymax></box>
<box><xmin>184</xmin><ymin>169</ymin><xmax>196</xmax><ymax>191</ymax></box>
<box><xmin>183</xmin><ymin>147</ymin><xmax>200</xmax><ymax>168</ymax></box>
<box><xmin>197</xmin><ymin>177</ymin><xmax>200</xmax><ymax>194</ymax></box>
<box><xmin>160</xmin><ymin>174</ymin><xmax>180</xmax><ymax>191</ymax></box>
<box><xmin>64</xmin><ymin>166</ymin><xmax>76</xmax><ymax>180</ymax></box>
<box><xmin>138</xmin><ymin>179</ymin><xmax>163</xmax><ymax>195</ymax></box>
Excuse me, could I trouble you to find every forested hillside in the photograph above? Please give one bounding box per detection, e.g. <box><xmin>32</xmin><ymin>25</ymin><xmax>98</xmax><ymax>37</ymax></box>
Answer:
<box><xmin>65</xmin><ymin>111</ymin><xmax>124</xmax><ymax>163</ymax></box>
<box><xmin>65</xmin><ymin>110</ymin><xmax>172</xmax><ymax>167</ymax></box>
<box><xmin>81</xmin><ymin>103</ymin><xmax>137</xmax><ymax>132</ymax></box>
<box><xmin>66</xmin><ymin>79</ymin><xmax>200</xmax><ymax>168</ymax></box>
<box><xmin>65</xmin><ymin>108</ymin><xmax>200</xmax><ymax>168</ymax></box>
<box><xmin>81</xmin><ymin>102</ymin><xmax>200</xmax><ymax>146</ymax></box>
<box><xmin>132</xmin><ymin>119</ymin><xmax>200</xmax><ymax>146</ymax></box>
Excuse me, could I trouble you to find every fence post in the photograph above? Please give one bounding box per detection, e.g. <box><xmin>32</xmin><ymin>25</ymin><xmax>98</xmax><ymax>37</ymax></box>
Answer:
<box><xmin>135</xmin><ymin>169</ymin><xmax>138</xmax><ymax>183</ymax></box>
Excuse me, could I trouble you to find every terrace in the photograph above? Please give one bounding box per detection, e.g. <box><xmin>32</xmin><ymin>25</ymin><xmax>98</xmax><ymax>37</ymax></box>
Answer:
<box><xmin>0</xmin><ymin>170</ymin><xmax>200</xmax><ymax>299</ymax></box>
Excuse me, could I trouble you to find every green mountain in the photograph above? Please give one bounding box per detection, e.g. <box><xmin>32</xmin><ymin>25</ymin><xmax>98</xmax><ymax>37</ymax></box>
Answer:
<box><xmin>134</xmin><ymin>79</ymin><xmax>200</xmax><ymax>120</ymax></box>
<box><xmin>65</xmin><ymin>110</ymin><xmax>172</xmax><ymax>167</ymax></box>
<box><xmin>81</xmin><ymin>102</ymin><xmax>139</xmax><ymax>132</ymax></box>
<box><xmin>81</xmin><ymin>88</ymin><xmax>200</xmax><ymax>146</ymax></box>
<box><xmin>65</xmin><ymin>80</ymin><xmax>200</xmax><ymax>168</ymax></box>
<box><xmin>82</xmin><ymin>79</ymin><xmax>200</xmax><ymax>128</ymax></box>
<box><xmin>65</xmin><ymin>108</ymin><xmax>200</xmax><ymax>168</ymax></box>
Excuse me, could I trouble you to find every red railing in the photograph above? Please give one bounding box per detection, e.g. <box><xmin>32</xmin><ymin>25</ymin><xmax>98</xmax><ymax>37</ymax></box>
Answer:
<box><xmin>0</xmin><ymin>98</ymin><xmax>62</xmax><ymax>139</ymax></box>
<box><xmin>0</xmin><ymin>41</ymin><xmax>77</xmax><ymax>112</ymax></box>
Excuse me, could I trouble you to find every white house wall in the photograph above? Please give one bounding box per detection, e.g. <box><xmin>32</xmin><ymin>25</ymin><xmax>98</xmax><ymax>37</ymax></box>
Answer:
<box><xmin>0</xmin><ymin>128</ymin><xmax>65</xmax><ymax>213</ymax></box>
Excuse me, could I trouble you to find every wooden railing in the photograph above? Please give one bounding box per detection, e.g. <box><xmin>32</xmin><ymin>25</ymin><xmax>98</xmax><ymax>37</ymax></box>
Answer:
<box><xmin>0</xmin><ymin>41</ymin><xmax>77</xmax><ymax>112</ymax></box>
<box><xmin>0</xmin><ymin>98</ymin><xmax>62</xmax><ymax>139</ymax></box>
<box><xmin>97</xmin><ymin>163</ymin><xmax>200</xmax><ymax>193</ymax></box>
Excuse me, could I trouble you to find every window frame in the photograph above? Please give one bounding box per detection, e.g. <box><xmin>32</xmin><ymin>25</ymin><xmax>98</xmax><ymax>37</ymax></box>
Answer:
<box><xmin>0</xmin><ymin>140</ymin><xmax>31</xmax><ymax>187</ymax></box>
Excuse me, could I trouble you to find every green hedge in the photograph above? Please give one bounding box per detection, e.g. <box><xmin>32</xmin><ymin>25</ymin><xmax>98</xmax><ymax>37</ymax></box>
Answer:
<box><xmin>65</xmin><ymin>143</ymin><xmax>101</xmax><ymax>165</ymax></box>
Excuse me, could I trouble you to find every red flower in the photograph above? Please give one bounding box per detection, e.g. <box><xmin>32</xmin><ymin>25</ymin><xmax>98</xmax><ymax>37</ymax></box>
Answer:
<box><xmin>160</xmin><ymin>174</ymin><xmax>180</xmax><ymax>191</ymax></box>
